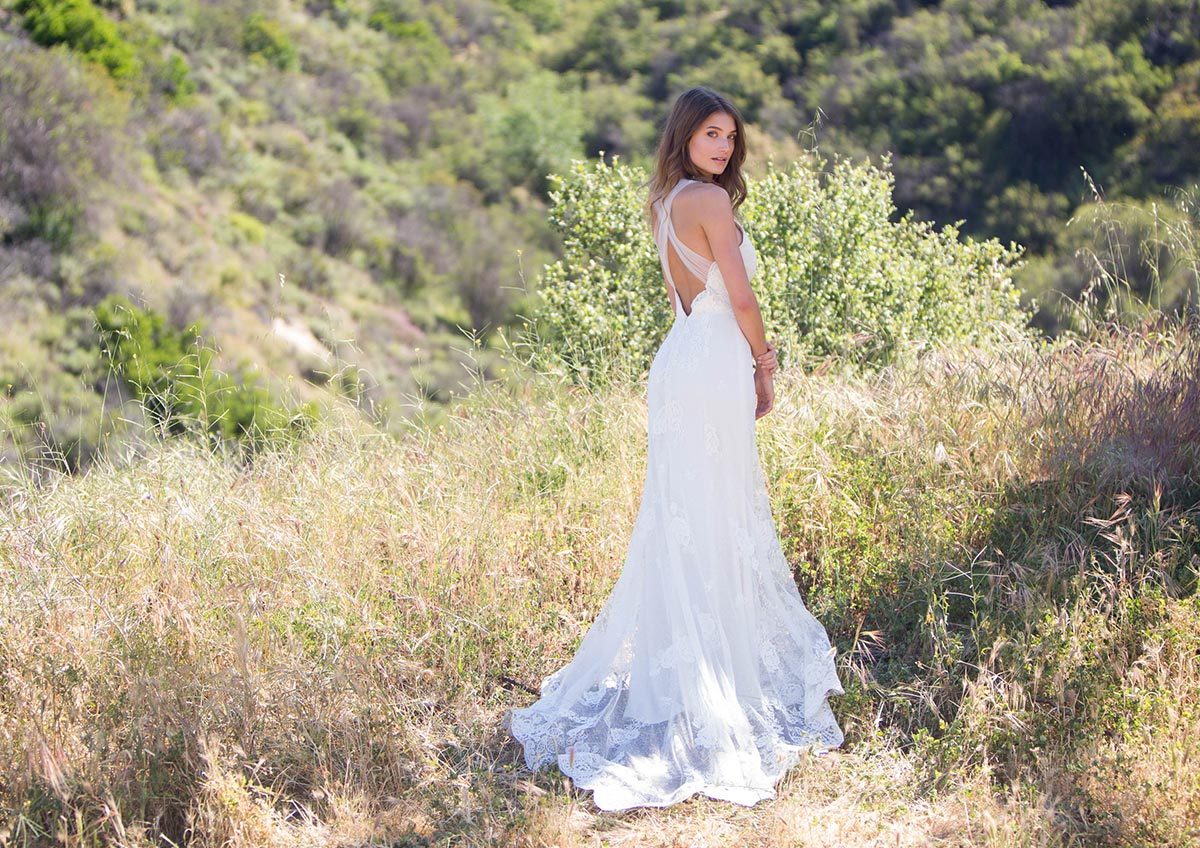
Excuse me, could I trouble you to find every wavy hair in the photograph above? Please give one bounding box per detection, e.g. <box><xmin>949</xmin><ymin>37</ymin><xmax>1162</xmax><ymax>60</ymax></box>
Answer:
<box><xmin>643</xmin><ymin>87</ymin><xmax>748</xmax><ymax>230</ymax></box>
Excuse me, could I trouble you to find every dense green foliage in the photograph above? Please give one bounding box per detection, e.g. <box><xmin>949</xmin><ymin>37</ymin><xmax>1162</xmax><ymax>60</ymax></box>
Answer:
<box><xmin>536</xmin><ymin>157</ymin><xmax>1030</xmax><ymax>380</ymax></box>
<box><xmin>94</xmin><ymin>295</ymin><xmax>318</xmax><ymax>448</ymax></box>
<box><xmin>240</xmin><ymin>12</ymin><xmax>298</xmax><ymax>71</ymax></box>
<box><xmin>15</xmin><ymin>0</ymin><xmax>140</xmax><ymax>80</ymax></box>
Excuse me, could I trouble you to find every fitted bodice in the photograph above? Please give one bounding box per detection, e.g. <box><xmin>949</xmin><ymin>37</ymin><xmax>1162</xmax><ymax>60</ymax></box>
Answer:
<box><xmin>652</xmin><ymin>178</ymin><xmax>757</xmax><ymax>321</ymax></box>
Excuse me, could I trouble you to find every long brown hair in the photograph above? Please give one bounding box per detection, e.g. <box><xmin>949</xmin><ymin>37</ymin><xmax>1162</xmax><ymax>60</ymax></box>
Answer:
<box><xmin>643</xmin><ymin>87</ymin><xmax>748</xmax><ymax>230</ymax></box>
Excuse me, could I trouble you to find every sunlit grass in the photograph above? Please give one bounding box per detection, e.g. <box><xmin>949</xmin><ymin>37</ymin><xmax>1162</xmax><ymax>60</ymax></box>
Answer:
<box><xmin>1</xmin><ymin>307</ymin><xmax>1198</xmax><ymax>845</ymax></box>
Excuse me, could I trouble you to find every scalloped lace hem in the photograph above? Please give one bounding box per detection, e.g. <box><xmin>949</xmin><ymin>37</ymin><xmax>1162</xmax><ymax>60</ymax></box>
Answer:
<box><xmin>504</xmin><ymin>686</ymin><xmax>845</xmax><ymax>812</ymax></box>
<box><xmin>547</xmin><ymin>733</ymin><xmax>840</xmax><ymax>812</ymax></box>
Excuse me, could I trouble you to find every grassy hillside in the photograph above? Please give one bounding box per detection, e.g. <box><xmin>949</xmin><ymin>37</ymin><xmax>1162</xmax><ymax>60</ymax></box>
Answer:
<box><xmin>2</xmin><ymin>302</ymin><xmax>1197</xmax><ymax>845</ymax></box>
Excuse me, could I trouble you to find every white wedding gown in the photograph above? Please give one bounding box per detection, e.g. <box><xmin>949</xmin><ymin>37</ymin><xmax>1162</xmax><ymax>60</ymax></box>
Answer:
<box><xmin>504</xmin><ymin>177</ymin><xmax>845</xmax><ymax>811</ymax></box>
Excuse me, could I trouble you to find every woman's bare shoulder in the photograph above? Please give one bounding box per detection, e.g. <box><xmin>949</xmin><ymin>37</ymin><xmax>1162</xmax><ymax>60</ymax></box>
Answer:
<box><xmin>676</xmin><ymin>182</ymin><xmax>733</xmax><ymax>215</ymax></box>
<box><xmin>675</xmin><ymin>183</ymin><xmax>735</xmax><ymax>231</ymax></box>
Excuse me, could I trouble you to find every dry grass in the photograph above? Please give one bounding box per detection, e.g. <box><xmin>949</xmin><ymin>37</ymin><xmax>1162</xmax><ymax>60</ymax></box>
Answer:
<box><xmin>1</xmin><ymin>314</ymin><xmax>1198</xmax><ymax>846</ymax></box>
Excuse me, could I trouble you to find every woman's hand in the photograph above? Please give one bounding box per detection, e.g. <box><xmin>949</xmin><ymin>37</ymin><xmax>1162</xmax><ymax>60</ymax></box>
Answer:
<box><xmin>754</xmin><ymin>341</ymin><xmax>778</xmax><ymax>377</ymax></box>
<box><xmin>754</xmin><ymin>367</ymin><xmax>775</xmax><ymax>420</ymax></box>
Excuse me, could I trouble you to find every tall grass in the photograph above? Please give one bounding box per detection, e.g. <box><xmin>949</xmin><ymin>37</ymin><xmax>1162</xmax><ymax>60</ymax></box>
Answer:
<box><xmin>1</xmin><ymin>298</ymin><xmax>1198</xmax><ymax>844</ymax></box>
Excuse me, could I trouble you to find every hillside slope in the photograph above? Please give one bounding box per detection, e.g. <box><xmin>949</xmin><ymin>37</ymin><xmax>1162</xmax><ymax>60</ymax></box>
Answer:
<box><xmin>3</xmin><ymin>0</ymin><xmax>1199</xmax><ymax>470</ymax></box>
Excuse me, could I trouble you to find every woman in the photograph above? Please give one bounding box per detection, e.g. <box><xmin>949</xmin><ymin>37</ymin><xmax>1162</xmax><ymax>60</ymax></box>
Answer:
<box><xmin>505</xmin><ymin>87</ymin><xmax>845</xmax><ymax>811</ymax></box>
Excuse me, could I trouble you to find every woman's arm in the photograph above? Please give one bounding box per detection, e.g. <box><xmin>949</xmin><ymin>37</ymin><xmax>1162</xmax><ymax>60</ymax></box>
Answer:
<box><xmin>693</xmin><ymin>186</ymin><xmax>770</xmax><ymax>360</ymax></box>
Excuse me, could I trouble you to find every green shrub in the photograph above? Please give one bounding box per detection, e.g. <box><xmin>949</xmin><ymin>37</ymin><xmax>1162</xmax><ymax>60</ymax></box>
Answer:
<box><xmin>93</xmin><ymin>295</ymin><xmax>317</xmax><ymax>448</ymax></box>
<box><xmin>532</xmin><ymin>156</ymin><xmax>1033</xmax><ymax>382</ymax></box>
<box><xmin>227</xmin><ymin>211</ymin><xmax>267</xmax><ymax>246</ymax></box>
<box><xmin>158</xmin><ymin>52</ymin><xmax>197</xmax><ymax>102</ymax></box>
<box><xmin>497</xmin><ymin>0</ymin><xmax>561</xmax><ymax>32</ymax></box>
<box><xmin>369</xmin><ymin>0</ymin><xmax>449</xmax><ymax>90</ymax></box>
<box><xmin>241</xmin><ymin>13</ymin><xmax>298</xmax><ymax>72</ymax></box>
<box><xmin>474</xmin><ymin>69</ymin><xmax>587</xmax><ymax>198</ymax></box>
<box><xmin>367</xmin><ymin>5</ymin><xmax>435</xmax><ymax>41</ymax></box>
<box><xmin>15</xmin><ymin>0</ymin><xmax>141</xmax><ymax>81</ymax></box>
<box><xmin>1022</xmin><ymin>188</ymin><xmax>1200</xmax><ymax>335</ymax></box>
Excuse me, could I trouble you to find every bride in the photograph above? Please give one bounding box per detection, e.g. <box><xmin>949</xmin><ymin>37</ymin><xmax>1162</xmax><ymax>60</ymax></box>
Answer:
<box><xmin>504</xmin><ymin>86</ymin><xmax>845</xmax><ymax>811</ymax></box>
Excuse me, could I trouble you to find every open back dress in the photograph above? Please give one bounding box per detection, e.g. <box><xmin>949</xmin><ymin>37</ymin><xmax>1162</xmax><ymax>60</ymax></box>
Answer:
<box><xmin>504</xmin><ymin>177</ymin><xmax>845</xmax><ymax>811</ymax></box>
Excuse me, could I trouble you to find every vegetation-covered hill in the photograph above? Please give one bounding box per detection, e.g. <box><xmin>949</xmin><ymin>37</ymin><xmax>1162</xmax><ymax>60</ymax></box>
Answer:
<box><xmin>2</xmin><ymin>0</ymin><xmax>1198</xmax><ymax>470</ymax></box>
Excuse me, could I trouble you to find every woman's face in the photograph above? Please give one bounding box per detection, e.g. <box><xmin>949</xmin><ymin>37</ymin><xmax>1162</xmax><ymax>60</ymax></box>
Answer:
<box><xmin>687</xmin><ymin>111</ymin><xmax>737</xmax><ymax>180</ymax></box>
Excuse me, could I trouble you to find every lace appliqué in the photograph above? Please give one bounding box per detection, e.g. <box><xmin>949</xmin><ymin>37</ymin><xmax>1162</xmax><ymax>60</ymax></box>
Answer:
<box><xmin>667</xmin><ymin>500</ymin><xmax>692</xmax><ymax>547</ymax></box>
<box><xmin>649</xmin><ymin>637</ymin><xmax>698</xmax><ymax>675</ymax></box>
<box><xmin>704</xmin><ymin>421</ymin><xmax>720</xmax><ymax>456</ymax></box>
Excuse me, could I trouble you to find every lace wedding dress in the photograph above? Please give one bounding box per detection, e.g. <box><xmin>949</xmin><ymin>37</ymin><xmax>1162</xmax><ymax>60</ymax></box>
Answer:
<box><xmin>504</xmin><ymin>177</ymin><xmax>845</xmax><ymax>811</ymax></box>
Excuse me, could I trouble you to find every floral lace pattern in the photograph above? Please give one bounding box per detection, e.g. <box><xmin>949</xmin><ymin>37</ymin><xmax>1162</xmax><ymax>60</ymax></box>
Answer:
<box><xmin>667</xmin><ymin>500</ymin><xmax>693</xmax><ymax>547</ymax></box>
<box><xmin>505</xmin><ymin>183</ymin><xmax>844</xmax><ymax>812</ymax></box>
<box><xmin>704</xmin><ymin>421</ymin><xmax>721</xmax><ymax>457</ymax></box>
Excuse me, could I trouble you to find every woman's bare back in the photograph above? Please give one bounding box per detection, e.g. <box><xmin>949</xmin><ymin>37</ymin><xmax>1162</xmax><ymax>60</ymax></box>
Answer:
<box><xmin>653</xmin><ymin>184</ymin><xmax>746</xmax><ymax>315</ymax></box>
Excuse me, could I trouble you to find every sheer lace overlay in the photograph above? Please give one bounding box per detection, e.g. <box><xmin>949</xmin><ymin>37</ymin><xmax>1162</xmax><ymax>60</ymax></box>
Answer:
<box><xmin>504</xmin><ymin>178</ymin><xmax>845</xmax><ymax>811</ymax></box>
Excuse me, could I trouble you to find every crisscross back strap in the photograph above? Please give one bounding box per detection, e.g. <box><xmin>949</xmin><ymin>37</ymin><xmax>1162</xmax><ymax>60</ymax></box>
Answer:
<box><xmin>653</xmin><ymin>180</ymin><xmax>716</xmax><ymax>318</ymax></box>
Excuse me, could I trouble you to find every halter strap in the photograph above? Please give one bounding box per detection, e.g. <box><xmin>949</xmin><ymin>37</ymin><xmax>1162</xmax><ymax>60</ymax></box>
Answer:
<box><xmin>653</xmin><ymin>179</ymin><xmax>715</xmax><ymax>319</ymax></box>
